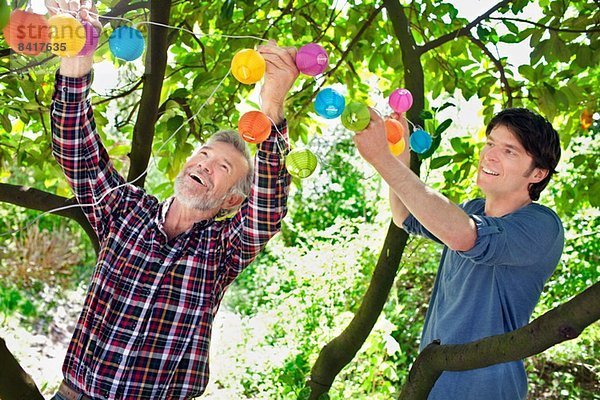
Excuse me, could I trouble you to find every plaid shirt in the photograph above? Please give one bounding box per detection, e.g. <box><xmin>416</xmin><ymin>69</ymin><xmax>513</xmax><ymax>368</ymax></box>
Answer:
<box><xmin>51</xmin><ymin>71</ymin><xmax>291</xmax><ymax>399</ymax></box>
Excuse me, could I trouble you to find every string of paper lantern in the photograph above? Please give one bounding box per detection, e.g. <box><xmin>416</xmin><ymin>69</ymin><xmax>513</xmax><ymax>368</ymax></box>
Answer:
<box><xmin>0</xmin><ymin>3</ymin><xmax>441</xmax><ymax>237</ymax></box>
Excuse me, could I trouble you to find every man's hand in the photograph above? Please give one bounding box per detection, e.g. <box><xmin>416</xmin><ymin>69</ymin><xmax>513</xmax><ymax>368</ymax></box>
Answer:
<box><xmin>46</xmin><ymin>0</ymin><xmax>102</xmax><ymax>77</ymax></box>
<box><xmin>257</xmin><ymin>40</ymin><xmax>299</xmax><ymax>125</ymax></box>
<box><xmin>353</xmin><ymin>108</ymin><xmax>412</xmax><ymax>169</ymax></box>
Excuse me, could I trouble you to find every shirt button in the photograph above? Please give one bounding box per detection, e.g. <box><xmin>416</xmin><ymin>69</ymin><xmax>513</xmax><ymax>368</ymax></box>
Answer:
<box><xmin>62</xmin><ymin>86</ymin><xmax>68</xmax><ymax>93</ymax></box>
<box><xmin>115</xmin><ymin>354</ymin><xmax>123</xmax><ymax>362</ymax></box>
<box><xmin>141</xmin><ymin>287</ymin><xmax>150</xmax><ymax>296</ymax></box>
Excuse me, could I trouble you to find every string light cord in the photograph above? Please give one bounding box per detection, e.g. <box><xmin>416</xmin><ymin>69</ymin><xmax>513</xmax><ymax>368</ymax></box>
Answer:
<box><xmin>0</xmin><ymin>70</ymin><xmax>231</xmax><ymax>237</ymax></box>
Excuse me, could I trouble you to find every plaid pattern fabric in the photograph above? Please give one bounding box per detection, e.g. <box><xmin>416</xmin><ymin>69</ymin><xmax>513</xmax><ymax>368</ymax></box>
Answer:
<box><xmin>50</xmin><ymin>70</ymin><xmax>291</xmax><ymax>399</ymax></box>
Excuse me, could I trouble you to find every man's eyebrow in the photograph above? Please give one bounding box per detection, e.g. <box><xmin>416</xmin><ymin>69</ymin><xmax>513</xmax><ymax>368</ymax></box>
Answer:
<box><xmin>488</xmin><ymin>134</ymin><xmax>522</xmax><ymax>152</ymax></box>
<box><xmin>221</xmin><ymin>157</ymin><xmax>234</xmax><ymax>169</ymax></box>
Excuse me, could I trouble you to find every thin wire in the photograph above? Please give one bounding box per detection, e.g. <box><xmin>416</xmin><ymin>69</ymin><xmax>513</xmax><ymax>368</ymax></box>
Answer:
<box><xmin>0</xmin><ymin>70</ymin><xmax>231</xmax><ymax>238</ymax></box>
<box><xmin>135</xmin><ymin>20</ymin><xmax>270</xmax><ymax>42</ymax></box>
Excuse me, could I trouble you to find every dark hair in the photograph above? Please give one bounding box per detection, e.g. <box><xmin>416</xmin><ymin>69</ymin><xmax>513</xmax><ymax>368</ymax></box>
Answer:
<box><xmin>486</xmin><ymin>108</ymin><xmax>561</xmax><ymax>201</ymax></box>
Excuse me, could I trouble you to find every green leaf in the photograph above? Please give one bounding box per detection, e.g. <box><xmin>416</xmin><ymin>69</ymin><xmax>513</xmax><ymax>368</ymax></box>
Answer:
<box><xmin>0</xmin><ymin>113</ymin><xmax>11</xmax><ymax>133</ymax></box>
<box><xmin>167</xmin><ymin>115</ymin><xmax>185</xmax><ymax>133</ymax></box>
<box><xmin>450</xmin><ymin>137</ymin><xmax>463</xmax><ymax>152</ymax></box>
<box><xmin>500</xmin><ymin>34</ymin><xmax>522</xmax><ymax>43</ymax></box>
<box><xmin>419</xmin><ymin>110</ymin><xmax>433</xmax><ymax>120</ymax></box>
<box><xmin>504</xmin><ymin>20</ymin><xmax>519</xmax><ymax>34</ymax></box>
<box><xmin>219</xmin><ymin>0</ymin><xmax>235</xmax><ymax>21</ymax></box>
<box><xmin>434</xmin><ymin>102</ymin><xmax>455</xmax><ymax>113</ymax></box>
<box><xmin>430</xmin><ymin>155</ymin><xmax>452</xmax><ymax>169</ymax></box>
<box><xmin>435</xmin><ymin>118</ymin><xmax>452</xmax><ymax>136</ymax></box>
<box><xmin>590</xmin><ymin>181</ymin><xmax>600</xmax><ymax>207</ymax></box>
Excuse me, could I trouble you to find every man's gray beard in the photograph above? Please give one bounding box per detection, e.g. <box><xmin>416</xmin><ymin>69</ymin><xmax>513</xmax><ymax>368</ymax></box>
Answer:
<box><xmin>174</xmin><ymin>173</ymin><xmax>227</xmax><ymax>211</ymax></box>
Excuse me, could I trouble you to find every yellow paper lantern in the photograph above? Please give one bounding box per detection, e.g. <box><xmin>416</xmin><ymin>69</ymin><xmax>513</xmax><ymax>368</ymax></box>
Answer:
<box><xmin>389</xmin><ymin>138</ymin><xmax>406</xmax><ymax>156</ymax></box>
<box><xmin>285</xmin><ymin>148</ymin><xmax>318</xmax><ymax>179</ymax></box>
<box><xmin>231</xmin><ymin>49</ymin><xmax>266</xmax><ymax>84</ymax></box>
<box><xmin>48</xmin><ymin>14</ymin><xmax>86</xmax><ymax>57</ymax></box>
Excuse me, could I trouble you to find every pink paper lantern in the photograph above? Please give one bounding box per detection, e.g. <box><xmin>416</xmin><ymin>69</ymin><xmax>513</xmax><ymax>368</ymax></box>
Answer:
<box><xmin>77</xmin><ymin>20</ymin><xmax>99</xmax><ymax>56</ymax></box>
<box><xmin>296</xmin><ymin>43</ymin><xmax>328</xmax><ymax>76</ymax></box>
<box><xmin>389</xmin><ymin>88</ymin><xmax>413</xmax><ymax>113</ymax></box>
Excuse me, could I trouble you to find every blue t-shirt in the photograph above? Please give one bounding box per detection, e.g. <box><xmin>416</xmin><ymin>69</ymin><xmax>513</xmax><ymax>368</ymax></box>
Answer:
<box><xmin>403</xmin><ymin>199</ymin><xmax>564</xmax><ymax>400</ymax></box>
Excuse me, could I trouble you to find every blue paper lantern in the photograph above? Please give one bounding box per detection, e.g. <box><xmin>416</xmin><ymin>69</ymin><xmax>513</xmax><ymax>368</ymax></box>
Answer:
<box><xmin>109</xmin><ymin>26</ymin><xmax>145</xmax><ymax>61</ymax></box>
<box><xmin>410</xmin><ymin>129</ymin><xmax>432</xmax><ymax>154</ymax></box>
<box><xmin>314</xmin><ymin>88</ymin><xmax>345</xmax><ymax>119</ymax></box>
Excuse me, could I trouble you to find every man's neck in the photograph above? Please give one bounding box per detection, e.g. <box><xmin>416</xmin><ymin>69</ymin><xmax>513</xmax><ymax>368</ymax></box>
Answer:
<box><xmin>163</xmin><ymin>198</ymin><xmax>217</xmax><ymax>239</ymax></box>
<box><xmin>484</xmin><ymin>193</ymin><xmax>533</xmax><ymax>217</ymax></box>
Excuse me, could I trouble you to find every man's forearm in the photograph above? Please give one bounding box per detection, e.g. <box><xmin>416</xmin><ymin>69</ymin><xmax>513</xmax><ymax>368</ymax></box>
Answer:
<box><xmin>389</xmin><ymin>189</ymin><xmax>410</xmax><ymax>228</ymax></box>
<box><xmin>373</xmin><ymin>155</ymin><xmax>477</xmax><ymax>251</ymax></box>
<box><xmin>59</xmin><ymin>56</ymin><xmax>94</xmax><ymax>78</ymax></box>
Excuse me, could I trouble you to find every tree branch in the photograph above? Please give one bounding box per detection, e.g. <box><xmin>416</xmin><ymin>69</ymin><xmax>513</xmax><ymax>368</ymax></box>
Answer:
<box><xmin>399</xmin><ymin>282</ymin><xmax>600</xmax><ymax>399</ymax></box>
<box><xmin>419</xmin><ymin>0</ymin><xmax>512</xmax><ymax>54</ymax></box>
<box><xmin>289</xmin><ymin>3</ymin><xmax>384</xmax><ymax>120</ymax></box>
<box><xmin>0</xmin><ymin>183</ymin><xmax>99</xmax><ymax>253</ymax></box>
<box><xmin>99</xmin><ymin>0</ymin><xmax>150</xmax><ymax>25</ymax></box>
<box><xmin>0</xmin><ymin>338</ymin><xmax>43</xmax><ymax>400</ymax></box>
<box><xmin>489</xmin><ymin>16</ymin><xmax>600</xmax><ymax>33</ymax></box>
<box><xmin>94</xmin><ymin>78</ymin><xmax>144</xmax><ymax>106</ymax></box>
<box><xmin>467</xmin><ymin>33</ymin><xmax>513</xmax><ymax>107</ymax></box>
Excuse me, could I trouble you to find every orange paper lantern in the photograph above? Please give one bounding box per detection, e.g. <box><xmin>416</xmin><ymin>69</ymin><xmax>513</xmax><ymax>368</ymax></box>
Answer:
<box><xmin>385</xmin><ymin>118</ymin><xmax>404</xmax><ymax>144</ymax></box>
<box><xmin>580</xmin><ymin>109</ymin><xmax>593</xmax><ymax>130</ymax></box>
<box><xmin>2</xmin><ymin>9</ymin><xmax>50</xmax><ymax>55</ymax></box>
<box><xmin>238</xmin><ymin>111</ymin><xmax>272</xmax><ymax>144</ymax></box>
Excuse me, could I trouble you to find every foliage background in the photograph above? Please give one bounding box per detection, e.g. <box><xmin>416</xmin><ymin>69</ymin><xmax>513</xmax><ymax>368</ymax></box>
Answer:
<box><xmin>0</xmin><ymin>0</ymin><xmax>598</xmax><ymax>398</ymax></box>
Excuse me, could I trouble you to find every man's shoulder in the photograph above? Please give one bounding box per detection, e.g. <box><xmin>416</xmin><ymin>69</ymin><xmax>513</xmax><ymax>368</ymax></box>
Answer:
<box><xmin>460</xmin><ymin>198</ymin><xmax>485</xmax><ymax>213</ymax></box>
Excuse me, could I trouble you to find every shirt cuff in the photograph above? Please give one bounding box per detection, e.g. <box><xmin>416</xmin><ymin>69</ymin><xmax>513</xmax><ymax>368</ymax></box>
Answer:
<box><xmin>258</xmin><ymin>119</ymin><xmax>289</xmax><ymax>156</ymax></box>
<box><xmin>456</xmin><ymin>215</ymin><xmax>502</xmax><ymax>261</ymax></box>
<box><xmin>53</xmin><ymin>69</ymin><xmax>93</xmax><ymax>103</ymax></box>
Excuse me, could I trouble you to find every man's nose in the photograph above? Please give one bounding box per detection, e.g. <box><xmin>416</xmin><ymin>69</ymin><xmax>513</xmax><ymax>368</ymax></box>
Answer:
<box><xmin>484</xmin><ymin>147</ymin><xmax>499</xmax><ymax>161</ymax></box>
<box><xmin>198</xmin><ymin>160</ymin><xmax>213</xmax><ymax>174</ymax></box>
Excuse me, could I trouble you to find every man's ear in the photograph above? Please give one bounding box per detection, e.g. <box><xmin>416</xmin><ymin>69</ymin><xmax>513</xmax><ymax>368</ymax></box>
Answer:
<box><xmin>530</xmin><ymin>167</ymin><xmax>548</xmax><ymax>183</ymax></box>
<box><xmin>222</xmin><ymin>193</ymin><xmax>245</xmax><ymax>210</ymax></box>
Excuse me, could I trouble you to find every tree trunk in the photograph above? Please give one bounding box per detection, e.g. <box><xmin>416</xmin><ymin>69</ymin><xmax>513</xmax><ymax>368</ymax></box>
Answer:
<box><xmin>307</xmin><ymin>2</ymin><xmax>425</xmax><ymax>397</ymax></box>
<box><xmin>399</xmin><ymin>282</ymin><xmax>600</xmax><ymax>399</ymax></box>
<box><xmin>0</xmin><ymin>337</ymin><xmax>44</xmax><ymax>400</ymax></box>
<box><xmin>127</xmin><ymin>0</ymin><xmax>172</xmax><ymax>188</ymax></box>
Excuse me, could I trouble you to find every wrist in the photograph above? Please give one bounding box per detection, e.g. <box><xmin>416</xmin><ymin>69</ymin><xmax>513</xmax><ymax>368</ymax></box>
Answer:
<box><xmin>261</xmin><ymin>102</ymin><xmax>285</xmax><ymax>125</ymax></box>
<box><xmin>59</xmin><ymin>56</ymin><xmax>94</xmax><ymax>78</ymax></box>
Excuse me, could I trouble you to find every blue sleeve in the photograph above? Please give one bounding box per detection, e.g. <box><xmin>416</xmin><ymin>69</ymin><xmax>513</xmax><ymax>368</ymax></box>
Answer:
<box><xmin>402</xmin><ymin>214</ymin><xmax>443</xmax><ymax>244</ymax></box>
<box><xmin>457</xmin><ymin>204</ymin><xmax>564</xmax><ymax>266</ymax></box>
<box><xmin>401</xmin><ymin>199</ymin><xmax>478</xmax><ymax>245</ymax></box>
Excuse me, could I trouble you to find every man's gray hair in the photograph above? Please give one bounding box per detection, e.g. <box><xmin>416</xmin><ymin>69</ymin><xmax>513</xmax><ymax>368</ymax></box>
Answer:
<box><xmin>206</xmin><ymin>130</ymin><xmax>254</xmax><ymax>216</ymax></box>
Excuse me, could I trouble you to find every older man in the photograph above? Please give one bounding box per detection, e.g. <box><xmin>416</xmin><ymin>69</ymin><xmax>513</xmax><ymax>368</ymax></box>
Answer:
<box><xmin>48</xmin><ymin>1</ymin><xmax>299</xmax><ymax>398</ymax></box>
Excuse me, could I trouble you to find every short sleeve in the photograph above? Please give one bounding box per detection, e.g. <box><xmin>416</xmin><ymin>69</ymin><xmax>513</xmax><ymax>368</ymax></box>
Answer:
<box><xmin>402</xmin><ymin>214</ymin><xmax>443</xmax><ymax>244</ymax></box>
<box><xmin>457</xmin><ymin>204</ymin><xmax>564</xmax><ymax>266</ymax></box>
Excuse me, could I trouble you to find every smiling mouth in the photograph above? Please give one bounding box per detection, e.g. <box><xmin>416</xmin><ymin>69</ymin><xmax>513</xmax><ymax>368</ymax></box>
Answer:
<box><xmin>190</xmin><ymin>173</ymin><xmax>207</xmax><ymax>187</ymax></box>
<box><xmin>482</xmin><ymin>167</ymin><xmax>500</xmax><ymax>176</ymax></box>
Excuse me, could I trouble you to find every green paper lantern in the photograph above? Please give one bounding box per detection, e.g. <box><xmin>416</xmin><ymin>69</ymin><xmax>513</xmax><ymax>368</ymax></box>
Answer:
<box><xmin>0</xmin><ymin>1</ymin><xmax>10</xmax><ymax>31</ymax></box>
<box><xmin>340</xmin><ymin>102</ymin><xmax>370</xmax><ymax>131</ymax></box>
<box><xmin>285</xmin><ymin>148</ymin><xmax>318</xmax><ymax>179</ymax></box>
